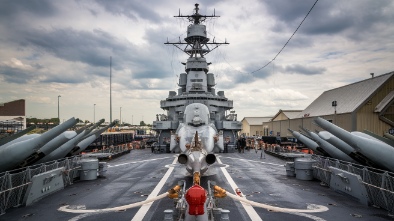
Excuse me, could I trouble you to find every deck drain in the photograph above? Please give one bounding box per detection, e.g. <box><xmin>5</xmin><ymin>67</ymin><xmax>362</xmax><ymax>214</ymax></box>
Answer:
<box><xmin>22</xmin><ymin>213</ymin><xmax>34</xmax><ymax>218</ymax></box>
<box><xmin>320</xmin><ymin>182</ymin><xmax>329</xmax><ymax>187</ymax></box>
<box><xmin>245</xmin><ymin>194</ymin><xmax>253</xmax><ymax>197</ymax></box>
<box><xmin>237</xmin><ymin>177</ymin><xmax>243</xmax><ymax>178</ymax></box>
<box><xmin>327</xmin><ymin>203</ymin><xmax>337</xmax><ymax>206</ymax></box>
<box><xmin>134</xmin><ymin>191</ymin><xmax>142</xmax><ymax>194</ymax></box>
<box><xmin>350</xmin><ymin>214</ymin><xmax>362</xmax><ymax>218</ymax></box>
<box><xmin>253</xmin><ymin>191</ymin><xmax>260</xmax><ymax>194</ymax></box>
<box><xmin>141</xmin><ymin>194</ymin><xmax>149</xmax><ymax>197</ymax></box>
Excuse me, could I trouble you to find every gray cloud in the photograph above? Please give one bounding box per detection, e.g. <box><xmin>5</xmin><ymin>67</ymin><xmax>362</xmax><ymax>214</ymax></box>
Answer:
<box><xmin>0</xmin><ymin>66</ymin><xmax>36</xmax><ymax>84</ymax></box>
<box><xmin>0</xmin><ymin>0</ymin><xmax>57</xmax><ymax>20</ymax></box>
<box><xmin>284</xmin><ymin>64</ymin><xmax>326</xmax><ymax>75</ymax></box>
<box><xmin>94</xmin><ymin>0</ymin><xmax>162</xmax><ymax>22</ymax></box>
<box><xmin>41</xmin><ymin>73</ymin><xmax>87</xmax><ymax>84</ymax></box>
<box><xmin>264</xmin><ymin>0</ymin><xmax>394</xmax><ymax>39</ymax></box>
<box><xmin>19</xmin><ymin>28</ymin><xmax>125</xmax><ymax>68</ymax></box>
<box><xmin>0</xmin><ymin>24</ymin><xmax>175</xmax><ymax>85</ymax></box>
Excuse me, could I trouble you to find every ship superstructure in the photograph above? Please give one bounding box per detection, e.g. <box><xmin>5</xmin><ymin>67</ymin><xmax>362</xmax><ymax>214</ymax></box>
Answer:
<box><xmin>153</xmin><ymin>4</ymin><xmax>241</xmax><ymax>153</ymax></box>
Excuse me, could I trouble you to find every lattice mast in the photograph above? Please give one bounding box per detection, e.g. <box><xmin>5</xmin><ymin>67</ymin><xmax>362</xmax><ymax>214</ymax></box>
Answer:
<box><xmin>165</xmin><ymin>3</ymin><xmax>228</xmax><ymax>58</ymax></box>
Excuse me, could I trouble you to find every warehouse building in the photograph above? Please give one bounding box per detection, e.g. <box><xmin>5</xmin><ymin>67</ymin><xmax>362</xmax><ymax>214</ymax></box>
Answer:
<box><xmin>242</xmin><ymin>72</ymin><xmax>394</xmax><ymax>137</ymax></box>
<box><xmin>240</xmin><ymin>117</ymin><xmax>272</xmax><ymax>137</ymax></box>
<box><xmin>0</xmin><ymin>99</ymin><xmax>26</xmax><ymax>133</ymax></box>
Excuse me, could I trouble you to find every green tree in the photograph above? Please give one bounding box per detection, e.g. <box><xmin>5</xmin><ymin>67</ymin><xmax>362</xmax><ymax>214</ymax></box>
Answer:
<box><xmin>140</xmin><ymin>121</ymin><xmax>146</xmax><ymax>126</ymax></box>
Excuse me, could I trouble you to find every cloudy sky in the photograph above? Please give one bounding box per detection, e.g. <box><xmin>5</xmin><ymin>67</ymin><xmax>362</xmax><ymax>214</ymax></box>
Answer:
<box><xmin>1</xmin><ymin>0</ymin><xmax>393</xmax><ymax>124</ymax></box>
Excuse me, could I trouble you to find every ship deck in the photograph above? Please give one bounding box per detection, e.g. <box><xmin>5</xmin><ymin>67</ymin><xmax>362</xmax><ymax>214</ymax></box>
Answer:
<box><xmin>2</xmin><ymin>149</ymin><xmax>393</xmax><ymax>221</ymax></box>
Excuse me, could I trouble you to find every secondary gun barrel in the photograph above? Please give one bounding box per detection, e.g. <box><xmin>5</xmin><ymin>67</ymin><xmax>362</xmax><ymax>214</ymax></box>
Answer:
<box><xmin>21</xmin><ymin>131</ymin><xmax>78</xmax><ymax>167</ymax></box>
<box><xmin>288</xmin><ymin>129</ymin><xmax>325</xmax><ymax>156</ymax></box>
<box><xmin>306</xmin><ymin>130</ymin><xmax>356</xmax><ymax>163</ymax></box>
<box><xmin>317</xmin><ymin>131</ymin><xmax>374</xmax><ymax>166</ymax></box>
<box><xmin>0</xmin><ymin>125</ymin><xmax>36</xmax><ymax>146</ymax></box>
<box><xmin>36</xmin><ymin>125</ymin><xmax>96</xmax><ymax>163</ymax></box>
<box><xmin>363</xmin><ymin>130</ymin><xmax>394</xmax><ymax>147</ymax></box>
<box><xmin>69</xmin><ymin>121</ymin><xmax>116</xmax><ymax>155</ymax></box>
<box><xmin>0</xmin><ymin>117</ymin><xmax>77</xmax><ymax>172</ymax></box>
<box><xmin>0</xmin><ymin>134</ymin><xmax>41</xmax><ymax>149</ymax></box>
<box><xmin>314</xmin><ymin>117</ymin><xmax>394</xmax><ymax>172</ymax></box>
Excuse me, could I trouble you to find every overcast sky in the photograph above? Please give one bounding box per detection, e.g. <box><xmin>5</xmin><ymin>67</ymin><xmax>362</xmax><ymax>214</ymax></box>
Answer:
<box><xmin>0</xmin><ymin>0</ymin><xmax>393</xmax><ymax>124</ymax></box>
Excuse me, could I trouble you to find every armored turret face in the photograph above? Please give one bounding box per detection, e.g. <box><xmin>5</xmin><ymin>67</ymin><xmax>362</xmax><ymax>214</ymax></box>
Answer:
<box><xmin>184</xmin><ymin>103</ymin><xmax>210</xmax><ymax>126</ymax></box>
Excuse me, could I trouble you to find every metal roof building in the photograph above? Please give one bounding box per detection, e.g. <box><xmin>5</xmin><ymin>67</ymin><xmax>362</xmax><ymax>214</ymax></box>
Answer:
<box><xmin>240</xmin><ymin>117</ymin><xmax>272</xmax><ymax>137</ymax></box>
<box><xmin>297</xmin><ymin>73</ymin><xmax>393</xmax><ymax>118</ymax></box>
<box><xmin>268</xmin><ymin>72</ymin><xmax>394</xmax><ymax>137</ymax></box>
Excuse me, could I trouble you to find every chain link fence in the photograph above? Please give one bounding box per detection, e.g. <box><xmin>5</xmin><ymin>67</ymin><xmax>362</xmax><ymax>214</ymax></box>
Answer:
<box><xmin>312</xmin><ymin>155</ymin><xmax>394</xmax><ymax>214</ymax></box>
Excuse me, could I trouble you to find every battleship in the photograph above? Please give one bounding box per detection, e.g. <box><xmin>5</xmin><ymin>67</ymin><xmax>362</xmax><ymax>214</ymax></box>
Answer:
<box><xmin>1</xmin><ymin>3</ymin><xmax>394</xmax><ymax>221</ymax></box>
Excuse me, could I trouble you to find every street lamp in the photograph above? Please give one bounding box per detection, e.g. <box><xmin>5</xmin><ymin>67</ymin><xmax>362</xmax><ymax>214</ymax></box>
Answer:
<box><xmin>120</xmin><ymin>107</ymin><xmax>122</xmax><ymax>126</ymax></box>
<box><xmin>94</xmin><ymin>104</ymin><xmax>96</xmax><ymax>123</ymax></box>
<box><xmin>332</xmin><ymin>100</ymin><xmax>337</xmax><ymax>124</ymax></box>
<box><xmin>58</xmin><ymin>95</ymin><xmax>61</xmax><ymax>124</ymax></box>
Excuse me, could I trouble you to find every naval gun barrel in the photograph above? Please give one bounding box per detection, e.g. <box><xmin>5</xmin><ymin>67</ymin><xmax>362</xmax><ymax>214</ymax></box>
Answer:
<box><xmin>317</xmin><ymin>131</ymin><xmax>373</xmax><ymax>166</ymax></box>
<box><xmin>302</xmin><ymin>128</ymin><xmax>355</xmax><ymax>163</ymax></box>
<box><xmin>314</xmin><ymin>117</ymin><xmax>394</xmax><ymax>171</ymax></box>
<box><xmin>0</xmin><ymin>134</ymin><xmax>41</xmax><ymax>149</ymax></box>
<box><xmin>19</xmin><ymin>130</ymin><xmax>79</xmax><ymax>168</ymax></box>
<box><xmin>36</xmin><ymin>125</ymin><xmax>96</xmax><ymax>163</ymax></box>
<box><xmin>384</xmin><ymin>133</ymin><xmax>394</xmax><ymax>141</ymax></box>
<box><xmin>288</xmin><ymin>129</ymin><xmax>321</xmax><ymax>154</ymax></box>
<box><xmin>0</xmin><ymin>125</ymin><xmax>37</xmax><ymax>146</ymax></box>
<box><xmin>0</xmin><ymin>117</ymin><xmax>77</xmax><ymax>172</ymax></box>
<box><xmin>363</xmin><ymin>130</ymin><xmax>394</xmax><ymax>147</ymax></box>
<box><xmin>69</xmin><ymin>121</ymin><xmax>116</xmax><ymax>155</ymax></box>
<box><xmin>82</xmin><ymin>119</ymin><xmax>105</xmax><ymax>139</ymax></box>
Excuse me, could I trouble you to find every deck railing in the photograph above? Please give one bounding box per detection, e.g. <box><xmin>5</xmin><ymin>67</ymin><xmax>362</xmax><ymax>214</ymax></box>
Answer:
<box><xmin>0</xmin><ymin>145</ymin><xmax>131</xmax><ymax>215</ymax></box>
<box><xmin>312</xmin><ymin>155</ymin><xmax>394</xmax><ymax>214</ymax></box>
<box><xmin>0</xmin><ymin>156</ymin><xmax>81</xmax><ymax>215</ymax></box>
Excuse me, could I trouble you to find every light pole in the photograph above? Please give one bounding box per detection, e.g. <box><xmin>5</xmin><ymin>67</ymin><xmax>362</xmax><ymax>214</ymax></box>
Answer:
<box><xmin>120</xmin><ymin>107</ymin><xmax>122</xmax><ymax>126</ymax></box>
<box><xmin>58</xmin><ymin>95</ymin><xmax>61</xmax><ymax>124</ymax></box>
<box><xmin>94</xmin><ymin>104</ymin><xmax>96</xmax><ymax>123</ymax></box>
<box><xmin>332</xmin><ymin>100</ymin><xmax>337</xmax><ymax>124</ymax></box>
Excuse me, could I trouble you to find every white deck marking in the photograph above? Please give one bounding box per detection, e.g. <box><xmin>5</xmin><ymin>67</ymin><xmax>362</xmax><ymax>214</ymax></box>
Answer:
<box><xmin>217</xmin><ymin>157</ymin><xmax>263</xmax><ymax>221</ymax></box>
<box><xmin>107</xmin><ymin>157</ymin><xmax>171</xmax><ymax>168</ymax></box>
<box><xmin>130</xmin><ymin>156</ymin><xmax>178</xmax><ymax>221</ymax></box>
<box><xmin>221</xmin><ymin>156</ymin><xmax>283</xmax><ymax>167</ymax></box>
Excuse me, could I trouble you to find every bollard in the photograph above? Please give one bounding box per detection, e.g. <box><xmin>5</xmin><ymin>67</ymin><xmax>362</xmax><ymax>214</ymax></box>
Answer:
<box><xmin>220</xmin><ymin>209</ymin><xmax>230</xmax><ymax>221</ymax></box>
<box><xmin>163</xmin><ymin>209</ymin><xmax>173</xmax><ymax>221</ymax></box>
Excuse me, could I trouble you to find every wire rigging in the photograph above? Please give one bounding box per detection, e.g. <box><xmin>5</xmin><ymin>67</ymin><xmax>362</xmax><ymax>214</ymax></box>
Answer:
<box><xmin>249</xmin><ymin>0</ymin><xmax>319</xmax><ymax>75</ymax></box>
